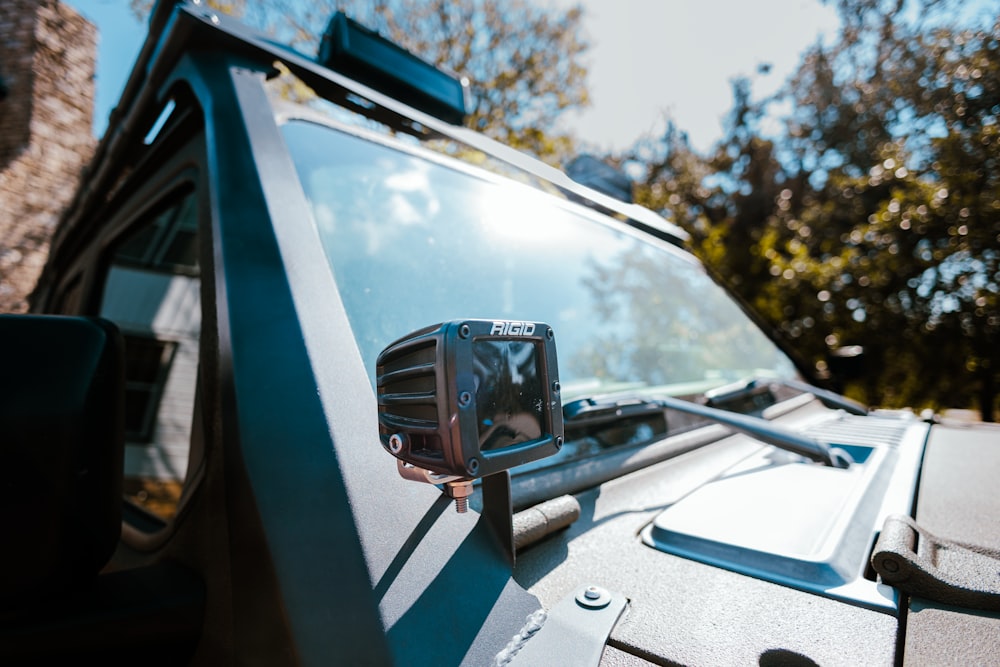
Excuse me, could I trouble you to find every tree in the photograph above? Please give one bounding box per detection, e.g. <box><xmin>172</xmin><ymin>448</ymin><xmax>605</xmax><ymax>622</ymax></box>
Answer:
<box><xmin>631</xmin><ymin>0</ymin><xmax>1000</xmax><ymax>420</ymax></box>
<box><xmin>771</xmin><ymin>1</ymin><xmax>999</xmax><ymax>419</ymax></box>
<box><xmin>132</xmin><ymin>0</ymin><xmax>590</xmax><ymax>163</ymax></box>
<box><xmin>627</xmin><ymin>79</ymin><xmax>804</xmax><ymax>358</ymax></box>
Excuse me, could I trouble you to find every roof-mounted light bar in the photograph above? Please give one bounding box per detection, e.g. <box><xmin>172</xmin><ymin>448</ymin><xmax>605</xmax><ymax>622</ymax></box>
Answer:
<box><xmin>317</xmin><ymin>12</ymin><xmax>469</xmax><ymax>126</ymax></box>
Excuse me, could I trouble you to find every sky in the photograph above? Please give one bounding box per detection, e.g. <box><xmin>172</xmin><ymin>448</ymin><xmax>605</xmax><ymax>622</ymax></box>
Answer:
<box><xmin>65</xmin><ymin>0</ymin><xmax>840</xmax><ymax>153</ymax></box>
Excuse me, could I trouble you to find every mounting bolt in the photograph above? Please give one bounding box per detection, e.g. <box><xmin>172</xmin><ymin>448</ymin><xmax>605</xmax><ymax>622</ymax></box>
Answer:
<box><xmin>388</xmin><ymin>433</ymin><xmax>405</xmax><ymax>454</ymax></box>
<box><xmin>881</xmin><ymin>558</ymin><xmax>900</xmax><ymax>573</ymax></box>
<box><xmin>460</xmin><ymin>323</ymin><xmax>471</xmax><ymax>338</ymax></box>
<box><xmin>576</xmin><ymin>584</ymin><xmax>611</xmax><ymax>609</ymax></box>
<box><xmin>445</xmin><ymin>480</ymin><xmax>474</xmax><ymax>514</ymax></box>
<box><xmin>458</xmin><ymin>390</ymin><xmax>472</xmax><ymax>407</ymax></box>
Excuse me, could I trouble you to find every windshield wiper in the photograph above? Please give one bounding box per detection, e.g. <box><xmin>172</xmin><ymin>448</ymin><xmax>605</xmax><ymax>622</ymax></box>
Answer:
<box><xmin>705</xmin><ymin>377</ymin><xmax>868</xmax><ymax>416</ymax></box>
<box><xmin>564</xmin><ymin>395</ymin><xmax>854</xmax><ymax>469</ymax></box>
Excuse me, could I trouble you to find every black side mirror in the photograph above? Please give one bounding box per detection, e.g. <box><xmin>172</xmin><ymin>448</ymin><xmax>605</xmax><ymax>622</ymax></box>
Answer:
<box><xmin>0</xmin><ymin>315</ymin><xmax>125</xmax><ymax>605</ymax></box>
<box><xmin>565</xmin><ymin>154</ymin><xmax>634</xmax><ymax>203</ymax></box>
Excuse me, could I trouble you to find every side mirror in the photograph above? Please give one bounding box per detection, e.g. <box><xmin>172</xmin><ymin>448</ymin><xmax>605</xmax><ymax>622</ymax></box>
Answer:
<box><xmin>565</xmin><ymin>155</ymin><xmax>634</xmax><ymax>203</ymax></box>
<box><xmin>0</xmin><ymin>315</ymin><xmax>125</xmax><ymax>605</ymax></box>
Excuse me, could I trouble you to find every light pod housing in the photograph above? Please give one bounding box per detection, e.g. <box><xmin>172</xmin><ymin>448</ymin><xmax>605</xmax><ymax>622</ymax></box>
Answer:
<box><xmin>318</xmin><ymin>12</ymin><xmax>469</xmax><ymax>125</ymax></box>
<box><xmin>376</xmin><ymin>319</ymin><xmax>563</xmax><ymax>481</ymax></box>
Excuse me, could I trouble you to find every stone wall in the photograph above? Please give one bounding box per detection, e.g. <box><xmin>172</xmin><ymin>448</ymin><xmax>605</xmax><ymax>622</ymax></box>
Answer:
<box><xmin>0</xmin><ymin>0</ymin><xmax>96</xmax><ymax>313</ymax></box>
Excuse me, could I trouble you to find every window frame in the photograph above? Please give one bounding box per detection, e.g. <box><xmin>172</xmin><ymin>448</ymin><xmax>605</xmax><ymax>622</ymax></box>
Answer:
<box><xmin>42</xmin><ymin>102</ymin><xmax>213</xmax><ymax>546</ymax></box>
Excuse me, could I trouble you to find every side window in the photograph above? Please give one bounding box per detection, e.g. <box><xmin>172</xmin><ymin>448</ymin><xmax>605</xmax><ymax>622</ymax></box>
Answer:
<box><xmin>122</xmin><ymin>335</ymin><xmax>179</xmax><ymax>442</ymax></box>
<box><xmin>99</xmin><ymin>188</ymin><xmax>200</xmax><ymax>521</ymax></box>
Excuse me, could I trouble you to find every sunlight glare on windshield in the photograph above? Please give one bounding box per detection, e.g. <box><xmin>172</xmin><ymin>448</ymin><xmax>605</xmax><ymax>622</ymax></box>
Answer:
<box><xmin>479</xmin><ymin>184</ymin><xmax>578</xmax><ymax>243</ymax></box>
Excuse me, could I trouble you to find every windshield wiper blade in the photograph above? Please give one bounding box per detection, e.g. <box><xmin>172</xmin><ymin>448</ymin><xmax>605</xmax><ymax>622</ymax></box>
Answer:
<box><xmin>563</xmin><ymin>395</ymin><xmax>854</xmax><ymax>469</ymax></box>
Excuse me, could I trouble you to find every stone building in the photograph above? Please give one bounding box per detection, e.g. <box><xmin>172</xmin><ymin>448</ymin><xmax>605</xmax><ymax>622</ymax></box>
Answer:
<box><xmin>0</xmin><ymin>0</ymin><xmax>96</xmax><ymax>313</ymax></box>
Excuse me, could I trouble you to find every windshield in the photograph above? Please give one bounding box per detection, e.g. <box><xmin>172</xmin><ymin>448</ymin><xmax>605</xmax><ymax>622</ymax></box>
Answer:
<box><xmin>282</xmin><ymin>119</ymin><xmax>798</xmax><ymax>404</ymax></box>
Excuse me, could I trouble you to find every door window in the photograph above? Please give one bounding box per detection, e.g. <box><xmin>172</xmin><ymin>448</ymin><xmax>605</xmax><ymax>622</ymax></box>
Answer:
<box><xmin>99</xmin><ymin>188</ymin><xmax>201</xmax><ymax>521</ymax></box>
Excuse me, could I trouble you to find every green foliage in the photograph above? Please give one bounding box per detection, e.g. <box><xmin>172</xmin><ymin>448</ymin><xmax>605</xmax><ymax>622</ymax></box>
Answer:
<box><xmin>631</xmin><ymin>0</ymin><xmax>1000</xmax><ymax>420</ymax></box>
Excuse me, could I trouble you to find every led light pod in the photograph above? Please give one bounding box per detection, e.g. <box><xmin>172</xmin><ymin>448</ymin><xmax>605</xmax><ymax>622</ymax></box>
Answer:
<box><xmin>376</xmin><ymin>319</ymin><xmax>563</xmax><ymax>481</ymax></box>
<box><xmin>318</xmin><ymin>12</ymin><xmax>469</xmax><ymax>125</ymax></box>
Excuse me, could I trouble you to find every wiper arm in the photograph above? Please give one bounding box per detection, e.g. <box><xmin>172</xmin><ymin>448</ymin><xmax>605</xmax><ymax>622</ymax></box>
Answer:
<box><xmin>656</xmin><ymin>395</ymin><xmax>853</xmax><ymax>467</ymax></box>
<box><xmin>564</xmin><ymin>395</ymin><xmax>853</xmax><ymax>468</ymax></box>
<box><xmin>706</xmin><ymin>376</ymin><xmax>868</xmax><ymax>416</ymax></box>
<box><xmin>776</xmin><ymin>377</ymin><xmax>868</xmax><ymax>416</ymax></box>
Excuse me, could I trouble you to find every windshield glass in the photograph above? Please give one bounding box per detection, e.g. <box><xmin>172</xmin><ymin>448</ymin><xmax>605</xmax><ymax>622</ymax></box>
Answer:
<box><xmin>282</xmin><ymin>119</ymin><xmax>798</xmax><ymax>404</ymax></box>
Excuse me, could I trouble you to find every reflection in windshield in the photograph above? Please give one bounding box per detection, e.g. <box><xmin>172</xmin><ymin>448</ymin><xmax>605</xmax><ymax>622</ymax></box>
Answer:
<box><xmin>473</xmin><ymin>340</ymin><xmax>544</xmax><ymax>451</ymax></box>
<box><xmin>575</xmin><ymin>248</ymin><xmax>797</xmax><ymax>392</ymax></box>
<box><xmin>282</xmin><ymin>119</ymin><xmax>797</xmax><ymax>404</ymax></box>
